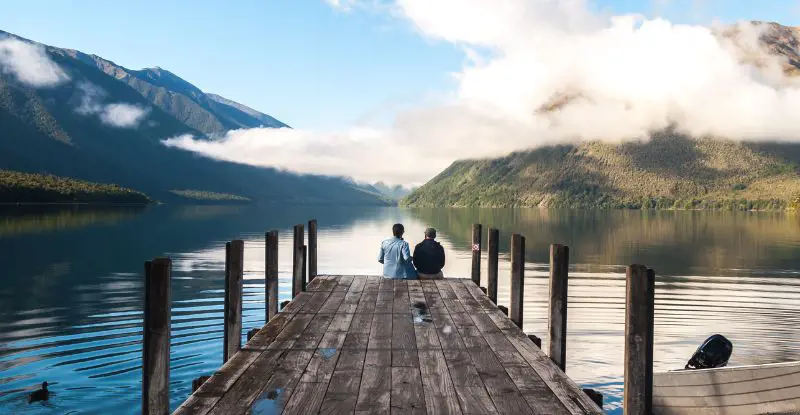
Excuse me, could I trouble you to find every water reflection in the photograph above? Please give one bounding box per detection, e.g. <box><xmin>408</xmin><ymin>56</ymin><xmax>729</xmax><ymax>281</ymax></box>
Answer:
<box><xmin>0</xmin><ymin>206</ymin><xmax>799</xmax><ymax>414</ymax></box>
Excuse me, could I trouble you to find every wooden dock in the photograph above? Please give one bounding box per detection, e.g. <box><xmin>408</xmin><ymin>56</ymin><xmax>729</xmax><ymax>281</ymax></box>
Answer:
<box><xmin>173</xmin><ymin>275</ymin><xmax>601</xmax><ymax>414</ymax></box>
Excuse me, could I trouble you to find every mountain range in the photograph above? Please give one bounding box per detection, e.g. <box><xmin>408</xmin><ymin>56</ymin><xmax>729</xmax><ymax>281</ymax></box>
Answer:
<box><xmin>403</xmin><ymin>22</ymin><xmax>800</xmax><ymax>210</ymax></box>
<box><xmin>0</xmin><ymin>30</ymin><xmax>385</xmax><ymax>205</ymax></box>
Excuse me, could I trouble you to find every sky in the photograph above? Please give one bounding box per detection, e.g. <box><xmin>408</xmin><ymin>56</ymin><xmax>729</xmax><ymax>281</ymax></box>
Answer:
<box><xmin>3</xmin><ymin>0</ymin><xmax>800</xmax><ymax>186</ymax></box>
<box><xmin>1</xmin><ymin>0</ymin><xmax>797</xmax><ymax>130</ymax></box>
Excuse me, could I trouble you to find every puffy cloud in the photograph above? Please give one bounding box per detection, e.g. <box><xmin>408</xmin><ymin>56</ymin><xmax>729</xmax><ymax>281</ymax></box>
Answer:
<box><xmin>169</xmin><ymin>0</ymin><xmax>800</xmax><ymax>185</ymax></box>
<box><xmin>75</xmin><ymin>81</ymin><xmax>149</xmax><ymax>128</ymax></box>
<box><xmin>0</xmin><ymin>37</ymin><xmax>69</xmax><ymax>87</ymax></box>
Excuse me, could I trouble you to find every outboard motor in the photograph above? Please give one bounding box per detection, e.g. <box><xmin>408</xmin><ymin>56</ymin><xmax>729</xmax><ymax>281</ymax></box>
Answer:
<box><xmin>685</xmin><ymin>334</ymin><xmax>732</xmax><ymax>369</ymax></box>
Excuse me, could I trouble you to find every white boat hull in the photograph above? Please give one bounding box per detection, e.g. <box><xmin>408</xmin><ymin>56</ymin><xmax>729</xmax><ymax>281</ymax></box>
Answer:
<box><xmin>653</xmin><ymin>361</ymin><xmax>800</xmax><ymax>414</ymax></box>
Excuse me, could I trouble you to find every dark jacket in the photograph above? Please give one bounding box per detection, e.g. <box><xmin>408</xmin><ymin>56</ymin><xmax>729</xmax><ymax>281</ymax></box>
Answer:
<box><xmin>413</xmin><ymin>239</ymin><xmax>445</xmax><ymax>274</ymax></box>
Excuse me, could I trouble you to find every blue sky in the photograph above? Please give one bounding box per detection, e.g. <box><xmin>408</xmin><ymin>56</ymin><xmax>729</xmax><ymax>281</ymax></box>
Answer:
<box><xmin>1</xmin><ymin>0</ymin><xmax>798</xmax><ymax>130</ymax></box>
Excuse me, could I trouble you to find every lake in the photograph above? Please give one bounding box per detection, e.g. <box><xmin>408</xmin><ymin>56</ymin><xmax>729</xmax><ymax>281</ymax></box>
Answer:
<box><xmin>1</xmin><ymin>205</ymin><xmax>800</xmax><ymax>414</ymax></box>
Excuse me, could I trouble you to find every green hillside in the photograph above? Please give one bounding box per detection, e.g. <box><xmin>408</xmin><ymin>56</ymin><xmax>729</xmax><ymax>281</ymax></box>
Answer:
<box><xmin>0</xmin><ymin>170</ymin><xmax>150</xmax><ymax>203</ymax></box>
<box><xmin>0</xmin><ymin>30</ymin><xmax>387</xmax><ymax>206</ymax></box>
<box><xmin>402</xmin><ymin>134</ymin><xmax>800</xmax><ymax>210</ymax></box>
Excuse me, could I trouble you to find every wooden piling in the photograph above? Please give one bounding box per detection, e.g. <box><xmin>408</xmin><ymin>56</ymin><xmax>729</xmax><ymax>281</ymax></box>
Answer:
<box><xmin>293</xmin><ymin>244</ymin><xmax>306</xmax><ymax>297</ymax></box>
<box><xmin>223</xmin><ymin>240</ymin><xmax>244</xmax><ymax>363</ymax></box>
<box><xmin>624</xmin><ymin>264</ymin><xmax>655</xmax><ymax>415</ymax></box>
<box><xmin>302</xmin><ymin>245</ymin><xmax>307</xmax><ymax>291</ymax></box>
<box><xmin>471</xmin><ymin>223</ymin><xmax>482</xmax><ymax>285</ymax></box>
<box><xmin>308</xmin><ymin>219</ymin><xmax>318</xmax><ymax>281</ymax></box>
<box><xmin>265</xmin><ymin>230</ymin><xmax>278</xmax><ymax>322</ymax></box>
<box><xmin>509</xmin><ymin>233</ymin><xmax>525</xmax><ymax>328</ymax></box>
<box><xmin>143</xmin><ymin>257</ymin><xmax>171</xmax><ymax>415</ymax></box>
<box><xmin>292</xmin><ymin>224</ymin><xmax>304</xmax><ymax>289</ymax></box>
<box><xmin>487</xmin><ymin>227</ymin><xmax>499</xmax><ymax>303</ymax></box>
<box><xmin>548</xmin><ymin>244</ymin><xmax>569</xmax><ymax>371</ymax></box>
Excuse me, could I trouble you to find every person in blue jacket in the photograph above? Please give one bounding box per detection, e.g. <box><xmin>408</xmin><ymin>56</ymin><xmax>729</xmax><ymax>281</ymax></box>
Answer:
<box><xmin>378</xmin><ymin>223</ymin><xmax>418</xmax><ymax>279</ymax></box>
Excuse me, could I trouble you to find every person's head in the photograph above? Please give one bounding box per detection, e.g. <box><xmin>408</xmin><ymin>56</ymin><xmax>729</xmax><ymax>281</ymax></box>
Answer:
<box><xmin>424</xmin><ymin>227</ymin><xmax>437</xmax><ymax>239</ymax></box>
<box><xmin>392</xmin><ymin>223</ymin><xmax>404</xmax><ymax>238</ymax></box>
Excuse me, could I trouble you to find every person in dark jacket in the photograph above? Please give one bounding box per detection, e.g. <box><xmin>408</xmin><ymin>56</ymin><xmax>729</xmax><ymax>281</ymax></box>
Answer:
<box><xmin>413</xmin><ymin>228</ymin><xmax>446</xmax><ymax>279</ymax></box>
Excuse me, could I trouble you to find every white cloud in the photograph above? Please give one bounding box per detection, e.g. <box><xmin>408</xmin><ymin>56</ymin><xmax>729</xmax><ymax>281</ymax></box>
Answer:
<box><xmin>325</xmin><ymin>0</ymin><xmax>358</xmax><ymax>11</ymax></box>
<box><xmin>75</xmin><ymin>81</ymin><xmax>149</xmax><ymax>128</ymax></box>
<box><xmin>170</xmin><ymin>0</ymin><xmax>800</xmax><ymax>186</ymax></box>
<box><xmin>100</xmin><ymin>103</ymin><xmax>150</xmax><ymax>128</ymax></box>
<box><xmin>0</xmin><ymin>37</ymin><xmax>69</xmax><ymax>87</ymax></box>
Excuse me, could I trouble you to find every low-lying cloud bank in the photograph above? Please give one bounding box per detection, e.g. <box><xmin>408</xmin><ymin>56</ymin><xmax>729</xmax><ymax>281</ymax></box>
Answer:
<box><xmin>164</xmin><ymin>0</ymin><xmax>800</xmax><ymax>185</ymax></box>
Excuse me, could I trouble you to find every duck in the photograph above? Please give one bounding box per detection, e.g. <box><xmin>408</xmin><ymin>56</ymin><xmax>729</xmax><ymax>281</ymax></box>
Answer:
<box><xmin>28</xmin><ymin>381</ymin><xmax>48</xmax><ymax>404</ymax></box>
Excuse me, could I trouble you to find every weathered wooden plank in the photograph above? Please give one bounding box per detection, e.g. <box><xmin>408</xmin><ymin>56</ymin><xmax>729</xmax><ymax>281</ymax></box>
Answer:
<box><xmin>391</xmin><ymin>366</ymin><xmax>426</xmax><ymax>414</ymax></box>
<box><xmin>505</xmin><ymin>365</ymin><xmax>571</xmax><ymax>415</ymax></box>
<box><xmin>375</xmin><ymin>283</ymin><xmax>395</xmax><ymax>314</ymax></box>
<box><xmin>197</xmin><ymin>312</ymin><xmax>317</xmax><ymax>415</ymax></box>
<box><xmin>502</xmin><ymin>327</ymin><xmax>603</xmax><ymax>414</ymax></box>
<box><xmin>143</xmin><ymin>258</ymin><xmax>171</xmax><ymax>415</ymax></box>
<box><xmin>300</xmin><ymin>290</ymin><xmax>336</xmax><ymax>314</ymax></box>
<box><xmin>417</xmin><ymin>350</ymin><xmax>462</xmax><ymax>414</ymax></box>
<box><xmin>319</xmin><ymin>290</ymin><xmax>348</xmax><ymax>314</ymax></box>
<box><xmin>320</xmin><ymin>367</ymin><xmax>363</xmax><ymax>415</ymax></box>
<box><xmin>284</xmin><ymin>314</ymin><xmax>354</xmax><ymax>413</ymax></box>
<box><xmin>338</xmin><ymin>277</ymin><xmax>366</xmax><ymax>314</ymax></box>
<box><xmin>356</xmin><ymin>366</ymin><xmax>391</xmax><ymax>414</ymax></box>
<box><xmin>366</xmin><ymin>310</ymin><xmax>393</xmax><ymax>367</ymax></box>
<box><xmin>334</xmin><ymin>275</ymin><xmax>355</xmax><ymax>291</ymax></box>
<box><xmin>210</xmin><ymin>312</ymin><xmax>334</xmax><ymax>414</ymax></box>
<box><xmin>393</xmin><ymin>279</ymin><xmax>411</xmax><ymax>314</ymax></box>
<box><xmin>392</xmin><ymin>312</ymin><xmax>419</xmax><ymax>367</ymax></box>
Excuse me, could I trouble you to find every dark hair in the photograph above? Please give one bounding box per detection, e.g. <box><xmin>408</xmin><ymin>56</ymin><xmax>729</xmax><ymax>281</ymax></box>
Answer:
<box><xmin>392</xmin><ymin>223</ymin><xmax>404</xmax><ymax>237</ymax></box>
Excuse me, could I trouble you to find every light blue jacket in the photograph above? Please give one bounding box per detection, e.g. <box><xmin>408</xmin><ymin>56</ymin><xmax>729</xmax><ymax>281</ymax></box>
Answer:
<box><xmin>378</xmin><ymin>237</ymin><xmax>418</xmax><ymax>279</ymax></box>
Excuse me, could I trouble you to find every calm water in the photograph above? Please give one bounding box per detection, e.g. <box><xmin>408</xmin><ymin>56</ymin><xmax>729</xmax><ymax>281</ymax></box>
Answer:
<box><xmin>2</xmin><ymin>205</ymin><xmax>800</xmax><ymax>414</ymax></box>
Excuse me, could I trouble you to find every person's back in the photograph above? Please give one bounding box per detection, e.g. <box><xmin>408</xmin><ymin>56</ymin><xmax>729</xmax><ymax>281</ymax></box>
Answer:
<box><xmin>378</xmin><ymin>223</ymin><xmax>417</xmax><ymax>279</ymax></box>
<box><xmin>413</xmin><ymin>228</ymin><xmax>445</xmax><ymax>279</ymax></box>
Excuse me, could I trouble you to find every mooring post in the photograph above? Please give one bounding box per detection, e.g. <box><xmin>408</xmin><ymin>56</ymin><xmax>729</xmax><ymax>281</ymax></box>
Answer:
<box><xmin>471</xmin><ymin>224</ymin><xmax>482</xmax><ymax>285</ymax></box>
<box><xmin>548</xmin><ymin>244</ymin><xmax>569</xmax><ymax>371</ymax></box>
<box><xmin>623</xmin><ymin>264</ymin><xmax>655</xmax><ymax>415</ymax></box>
<box><xmin>302</xmin><ymin>245</ymin><xmax>308</xmax><ymax>291</ymax></box>
<box><xmin>308</xmin><ymin>219</ymin><xmax>317</xmax><ymax>281</ymax></box>
<box><xmin>223</xmin><ymin>240</ymin><xmax>244</xmax><ymax>363</ymax></box>
<box><xmin>509</xmin><ymin>233</ymin><xmax>525</xmax><ymax>328</ymax></box>
<box><xmin>293</xmin><ymin>244</ymin><xmax>304</xmax><ymax>297</ymax></box>
<box><xmin>265</xmin><ymin>230</ymin><xmax>278</xmax><ymax>322</ymax></box>
<box><xmin>487</xmin><ymin>227</ymin><xmax>499</xmax><ymax>304</ymax></box>
<box><xmin>143</xmin><ymin>257</ymin><xmax>171</xmax><ymax>415</ymax></box>
<box><xmin>292</xmin><ymin>223</ymin><xmax>304</xmax><ymax>288</ymax></box>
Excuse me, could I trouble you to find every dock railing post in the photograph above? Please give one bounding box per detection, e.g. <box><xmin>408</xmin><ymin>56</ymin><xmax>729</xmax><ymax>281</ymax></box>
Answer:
<box><xmin>292</xmin><ymin>224</ymin><xmax>304</xmax><ymax>296</ymax></box>
<box><xmin>509</xmin><ymin>233</ymin><xmax>525</xmax><ymax>328</ymax></box>
<box><xmin>265</xmin><ymin>230</ymin><xmax>278</xmax><ymax>322</ymax></box>
<box><xmin>548</xmin><ymin>244</ymin><xmax>569</xmax><ymax>371</ymax></box>
<box><xmin>143</xmin><ymin>257</ymin><xmax>171</xmax><ymax>415</ymax></box>
<box><xmin>302</xmin><ymin>245</ymin><xmax>307</xmax><ymax>291</ymax></box>
<box><xmin>293</xmin><ymin>245</ymin><xmax>305</xmax><ymax>297</ymax></box>
<box><xmin>623</xmin><ymin>264</ymin><xmax>655</xmax><ymax>415</ymax></box>
<box><xmin>487</xmin><ymin>228</ymin><xmax>499</xmax><ymax>303</ymax></box>
<box><xmin>308</xmin><ymin>219</ymin><xmax>317</xmax><ymax>281</ymax></box>
<box><xmin>471</xmin><ymin>223</ymin><xmax>482</xmax><ymax>286</ymax></box>
<box><xmin>223</xmin><ymin>240</ymin><xmax>244</xmax><ymax>363</ymax></box>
